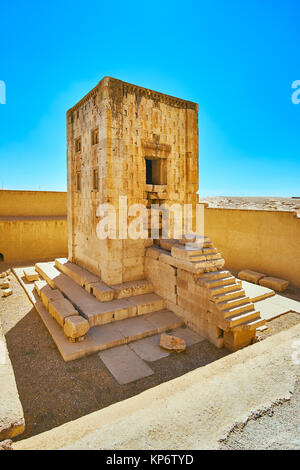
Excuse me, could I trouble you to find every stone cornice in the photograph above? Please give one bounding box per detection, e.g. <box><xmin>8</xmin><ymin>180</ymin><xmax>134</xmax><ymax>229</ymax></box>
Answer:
<box><xmin>67</xmin><ymin>77</ymin><xmax>198</xmax><ymax>117</ymax></box>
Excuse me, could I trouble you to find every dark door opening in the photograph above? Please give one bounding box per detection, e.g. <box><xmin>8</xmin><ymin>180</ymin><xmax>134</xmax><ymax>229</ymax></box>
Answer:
<box><xmin>0</xmin><ymin>253</ymin><xmax>4</xmax><ymax>263</ymax></box>
<box><xmin>146</xmin><ymin>159</ymin><xmax>152</xmax><ymax>184</ymax></box>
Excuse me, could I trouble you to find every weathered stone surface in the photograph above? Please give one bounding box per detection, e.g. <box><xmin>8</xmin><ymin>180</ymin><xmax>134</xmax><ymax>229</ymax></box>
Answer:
<box><xmin>49</xmin><ymin>298</ymin><xmax>78</xmax><ymax>327</ymax></box>
<box><xmin>0</xmin><ymin>279</ymin><xmax>10</xmax><ymax>289</ymax></box>
<box><xmin>64</xmin><ymin>315</ymin><xmax>90</xmax><ymax>339</ymax></box>
<box><xmin>259</xmin><ymin>277</ymin><xmax>289</xmax><ymax>292</ymax></box>
<box><xmin>240</xmin><ymin>280</ymin><xmax>275</xmax><ymax>302</ymax></box>
<box><xmin>0</xmin><ymin>272</ymin><xmax>6</xmax><ymax>278</ymax></box>
<box><xmin>238</xmin><ymin>269</ymin><xmax>265</xmax><ymax>284</ymax></box>
<box><xmin>33</xmin><ymin>279</ymin><xmax>47</xmax><ymax>296</ymax></box>
<box><xmin>23</xmin><ymin>267</ymin><xmax>39</xmax><ymax>282</ymax></box>
<box><xmin>160</xmin><ymin>334</ymin><xmax>186</xmax><ymax>352</ymax></box>
<box><xmin>67</xmin><ymin>77</ymin><xmax>199</xmax><ymax>284</ymax></box>
<box><xmin>40</xmin><ymin>285</ymin><xmax>64</xmax><ymax>309</ymax></box>
<box><xmin>99</xmin><ymin>345</ymin><xmax>154</xmax><ymax>384</ymax></box>
<box><xmin>87</xmin><ymin>281</ymin><xmax>114</xmax><ymax>302</ymax></box>
<box><xmin>112</xmin><ymin>279</ymin><xmax>153</xmax><ymax>299</ymax></box>
<box><xmin>129</xmin><ymin>335</ymin><xmax>170</xmax><ymax>361</ymax></box>
<box><xmin>0</xmin><ymin>322</ymin><xmax>25</xmax><ymax>440</ymax></box>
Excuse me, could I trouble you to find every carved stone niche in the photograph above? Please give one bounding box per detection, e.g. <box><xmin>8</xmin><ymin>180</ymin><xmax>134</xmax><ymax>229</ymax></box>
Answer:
<box><xmin>142</xmin><ymin>136</ymin><xmax>171</xmax><ymax>189</ymax></box>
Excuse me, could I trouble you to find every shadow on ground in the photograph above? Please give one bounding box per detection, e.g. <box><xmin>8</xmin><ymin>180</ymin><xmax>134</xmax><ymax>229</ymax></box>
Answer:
<box><xmin>6</xmin><ymin>302</ymin><xmax>229</xmax><ymax>441</ymax></box>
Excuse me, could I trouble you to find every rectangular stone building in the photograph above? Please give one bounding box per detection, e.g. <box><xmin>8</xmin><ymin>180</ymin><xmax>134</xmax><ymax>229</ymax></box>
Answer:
<box><xmin>67</xmin><ymin>77</ymin><xmax>199</xmax><ymax>285</ymax></box>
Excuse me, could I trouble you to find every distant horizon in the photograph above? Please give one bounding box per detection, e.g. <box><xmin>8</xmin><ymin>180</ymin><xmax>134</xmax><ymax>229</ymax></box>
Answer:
<box><xmin>1</xmin><ymin>187</ymin><xmax>299</xmax><ymax>200</ymax></box>
<box><xmin>1</xmin><ymin>1</ymin><xmax>300</xmax><ymax>197</ymax></box>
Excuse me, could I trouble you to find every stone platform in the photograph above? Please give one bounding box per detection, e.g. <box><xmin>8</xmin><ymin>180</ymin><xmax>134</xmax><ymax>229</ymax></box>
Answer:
<box><xmin>14</xmin><ymin>264</ymin><xmax>184</xmax><ymax>362</ymax></box>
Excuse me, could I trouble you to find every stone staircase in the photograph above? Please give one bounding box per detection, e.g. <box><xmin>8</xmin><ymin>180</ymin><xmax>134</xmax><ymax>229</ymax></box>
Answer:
<box><xmin>146</xmin><ymin>235</ymin><xmax>266</xmax><ymax>351</ymax></box>
<box><xmin>197</xmin><ymin>270</ymin><xmax>264</xmax><ymax>332</ymax></box>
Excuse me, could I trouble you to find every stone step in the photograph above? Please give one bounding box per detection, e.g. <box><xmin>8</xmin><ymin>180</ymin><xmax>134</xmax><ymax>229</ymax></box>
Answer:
<box><xmin>35</xmin><ymin>262</ymin><xmax>60</xmax><ymax>288</ymax></box>
<box><xmin>111</xmin><ymin>279</ymin><xmax>153</xmax><ymax>299</ymax></box>
<box><xmin>189</xmin><ymin>253</ymin><xmax>221</xmax><ymax>262</ymax></box>
<box><xmin>35</xmin><ymin>262</ymin><xmax>166</xmax><ymax>327</ymax></box>
<box><xmin>214</xmin><ymin>288</ymin><xmax>246</xmax><ymax>303</ymax></box>
<box><xmin>225</xmin><ymin>309</ymin><xmax>261</xmax><ymax>328</ymax></box>
<box><xmin>33</xmin><ymin>296</ymin><xmax>185</xmax><ymax>361</ymax></box>
<box><xmin>217</xmin><ymin>296</ymin><xmax>251</xmax><ymax>311</ymax></box>
<box><xmin>208</xmin><ymin>282</ymin><xmax>240</xmax><ymax>297</ymax></box>
<box><xmin>55</xmin><ymin>257</ymin><xmax>99</xmax><ymax>287</ymax></box>
<box><xmin>203</xmin><ymin>276</ymin><xmax>236</xmax><ymax>289</ymax></box>
<box><xmin>198</xmin><ymin>270</ymin><xmax>232</xmax><ymax>282</ymax></box>
<box><xmin>223</xmin><ymin>302</ymin><xmax>255</xmax><ymax>319</ymax></box>
<box><xmin>231</xmin><ymin>316</ymin><xmax>265</xmax><ymax>331</ymax></box>
<box><xmin>55</xmin><ymin>258</ymin><xmax>114</xmax><ymax>302</ymax></box>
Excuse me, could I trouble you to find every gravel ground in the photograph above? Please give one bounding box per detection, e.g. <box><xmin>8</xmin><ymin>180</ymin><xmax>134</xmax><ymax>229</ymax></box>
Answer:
<box><xmin>1</xmin><ymin>264</ymin><xmax>300</xmax><ymax>445</ymax></box>
<box><xmin>200</xmin><ymin>196</ymin><xmax>300</xmax><ymax>213</ymax></box>
<box><xmin>219</xmin><ymin>381</ymin><xmax>300</xmax><ymax>450</ymax></box>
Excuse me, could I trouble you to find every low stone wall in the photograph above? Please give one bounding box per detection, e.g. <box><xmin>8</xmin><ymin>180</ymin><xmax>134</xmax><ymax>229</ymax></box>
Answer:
<box><xmin>204</xmin><ymin>206</ymin><xmax>300</xmax><ymax>288</ymax></box>
<box><xmin>0</xmin><ymin>190</ymin><xmax>67</xmax><ymax>217</ymax></box>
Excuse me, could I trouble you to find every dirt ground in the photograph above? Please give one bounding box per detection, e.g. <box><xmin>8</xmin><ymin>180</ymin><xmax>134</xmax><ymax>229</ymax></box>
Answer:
<box><xmin>0</xmin><ymin>272</ymin><xmax>229</xmax><ymax>441</ymax></box>
<box><xmin>219</xmin><ymin>380</ymin><xmax>300</xmax><ymax>450</ymax></box>
<box><xmin>1</xmin><ymin>263</ymin><xmax>300</xmax><ymax>444</ymax></box>
<box><xmin>199</xmin><ymin>196</ymin><xmax>300</xmax><ymax>214</ymax></box>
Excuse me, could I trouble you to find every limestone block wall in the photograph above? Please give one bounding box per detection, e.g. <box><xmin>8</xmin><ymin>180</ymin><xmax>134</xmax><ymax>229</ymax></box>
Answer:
<box><xmin>145</xmin><ymin>253</ymin><xmax>224</xmax><ymax>348</ymax></box>
<box><xmin>204</xmin><ymin>206</ymin><xmax>300</xmax><ymax>288</ymax></box>
<box><xmin>67</xmin><ymin>77</ymin><xmax>199</xmax><ymax>285</ymax></box>
<box><xmin>0</xmin><ymin>190</ymin><xmax>67</xmax><ymax>217</ymax></box>
<box><xmin>0</xmin><ymin>190</ymin><xmax>67</xmax><ymax>263</ymax></box>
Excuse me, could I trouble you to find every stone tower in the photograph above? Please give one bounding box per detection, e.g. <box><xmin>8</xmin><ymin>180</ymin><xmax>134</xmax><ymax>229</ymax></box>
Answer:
<box><xmin>67</xmin><ymin>77</ymin><xmax>199</xmax><ymax>285</ymax></box>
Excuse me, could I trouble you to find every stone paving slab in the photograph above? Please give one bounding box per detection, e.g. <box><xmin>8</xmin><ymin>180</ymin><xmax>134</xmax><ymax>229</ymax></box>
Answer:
<box><xmin>13</xmin><ymin>267</ymin><xmax>38</xmax><ymax>303</ymax></box>
<box><xmin>55</xmin><ymin>257</ymin><xmax>100</xmax><ymax>287</ymax></box>
<box><xmin>255</xmin><ymin>295</ymin><xmax>300</xmax><ymax>321</ymax></box>
<box><xmin>169</xmin><ymin>327</ymin><xmax>205</xmax><ymax>346</ymax></box>
<box><xmin>269</xmin><ymin>295</ymin><xmax>300</xmax><ymax>311</ymax></box>
<box><xmin>129</xmin><ymin>335</ymin><xmax>170</xmax><ymax>362</ymax></box>
<box><xmin>115</xmin><ymin>316</ymin><xmax>158</xmax><ymax>342</ymax></box>
<box><xmin>146</xmin><ymin>310</ymin><xmax>184</xmax><ymax>331</ymax></box>
<box><xmin>240</xmin><ymin>280</ymin><xmax>275</xmax><ymax>302</ymax></box>
<box><xmin>99</xmin><ymin>345</ymin><xmax>154</xmax><ymax>384</ymax></box>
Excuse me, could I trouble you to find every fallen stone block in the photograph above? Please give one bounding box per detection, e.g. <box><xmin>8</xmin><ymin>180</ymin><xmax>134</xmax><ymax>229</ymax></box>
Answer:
<box><xmin>0</xmin><ymin>279</ymin><xmax>10</xmax><ymax>289</ymax></box>
<box><xmin>0</xmin><ymin>439</ymin><xmax>13</xmax><ymax>450</ymax></box>
<box><xmin>1</xmin><ymin>288</ymin><xmax>12</xmax><ymax>297</ymax></box>
<box><xmin>259</xmin><ymin>277</ymin><xmax>289</xmax><ymax>292</ymax></box>
<box><xmin>238</xmin><ymin>269</ymin><xmax>265</xmax><ymax>284</ymax></box>
<box><xmin>0</xmin><ymin>272</ymin><xmax>6</xmax><ymax>278</ymax></box>
<box><xmin>64</xmin><ymin>316</ymin><xmax>90</xmax><ymax>341</ymax></box>
<box><xmin>49</xmin><ymin>298</ymin><xmax>78</xmax><ymax>327</ymax></box>
<box><xmin>23</xmin><ymin>267</ymin><xmax>39</xmax><ymax>282</ymax></box>
<box><xmin>160</xmin><ymin>334</ymin><xmax>186</xmax><ymax>352</ymax></box>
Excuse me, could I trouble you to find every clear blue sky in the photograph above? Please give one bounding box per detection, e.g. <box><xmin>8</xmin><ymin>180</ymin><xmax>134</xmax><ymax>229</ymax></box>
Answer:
<box><xmin>0</xmin><ymin>0</ymin><xmax>299</xmax><ymax>196</ymax></box>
